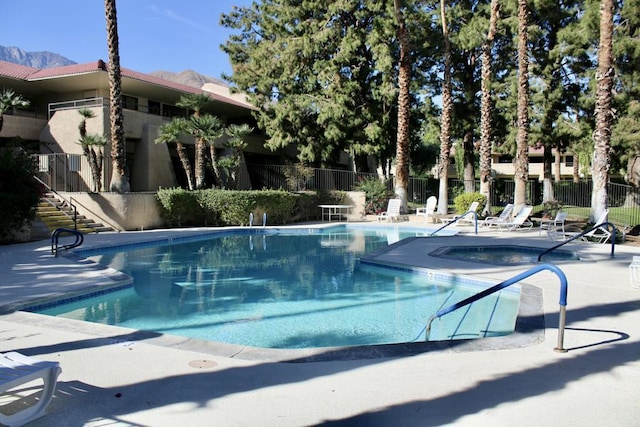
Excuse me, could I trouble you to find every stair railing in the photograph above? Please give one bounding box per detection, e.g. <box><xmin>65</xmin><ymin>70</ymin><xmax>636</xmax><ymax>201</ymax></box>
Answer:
<box><xmin>425</xmin><ymin>263</ymin><xmax>569</xmax><ymax>353</ymax></box>
<box><xmin>51</xmin><ymin>228</ymin><xmax>84</xmax><ymax>256</ymax></box>
<box><xmin>35</xmin><ymin>176</ymin><xmax>121</xmax><ymax>232</ymax></box>
<box><xmin>429</xmin><ymin>211</ymin><xmax>479</xmax><ymax>236</ymax></box>
<box><xmin>34</xmin><ymin>176</ymin><xmax>78</xmax><ymax>230</ymax></box>
<box><xmin>68</xmin><ymin>196</ymin><xmax>121</xmax><ymax>232</ymax></box>
<box><xmin>537</xmin><ymin>222</ymin><xmax>617</xmax><ymax>262</ymax></box>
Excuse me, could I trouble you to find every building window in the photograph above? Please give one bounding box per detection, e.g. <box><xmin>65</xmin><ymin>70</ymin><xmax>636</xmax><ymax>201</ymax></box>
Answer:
<box><xmin>497</xmin><ymin>155</ymin><xmax>513</xmax><ymax>163</ymax></box>
<box><xmin>148</xmin><ymin>100</ymin><xmax>161</xmax><ymax>116</ymax></box>
<box><xmin>122</xmin><ymin>95</ymin><xmax>138</xmax><ymax>111</ymax></box>
<box><xmin>565</xmin><ymin>155</ymin><xmax>574</xmax><ymax>167</ymax></box>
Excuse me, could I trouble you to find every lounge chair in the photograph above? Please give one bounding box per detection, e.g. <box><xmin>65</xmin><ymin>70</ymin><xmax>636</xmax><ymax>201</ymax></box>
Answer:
<box><xmin>0</xmin><ymin>352</ymin><xmax>61</xmax><ymax>426</ymax></box>
<box><xmin>539</xmin><ymin>211</ymin><xmax>568</xmax><ymax>237</ymax></box>
<box><xmin>416</xmin><ymin>196</ymin><xmax>437</xmax><ymax>223</ymax></box>
<box><xmin>482</xmin><ymin>203</ymin><xmax>514</xmax><ymax>228</ymax></box>
<box><xmin>440</xmin><ymin>201</ymin><xmax>480</xmax><ymax>225</ymax></box>
<box><xmin>562</xmin><ymin>209</ymin><xmax>612</xmax><ymax>244</ymax></box>
<box><xmin>496</xmin><ymin>205</ymin><xmax>534</xmax><ymax>231</ymax></box>
<box><xmin>377</xmin><ymin>199</ymin><xmax>404</xmax><ymax>222</ymax></box>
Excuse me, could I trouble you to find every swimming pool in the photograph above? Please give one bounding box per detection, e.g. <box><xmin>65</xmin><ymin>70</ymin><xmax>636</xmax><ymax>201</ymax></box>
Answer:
<box><xmin>31</xmin><ymin>226</ymin><xmax>519</xmax><ymax>349</ymax></box>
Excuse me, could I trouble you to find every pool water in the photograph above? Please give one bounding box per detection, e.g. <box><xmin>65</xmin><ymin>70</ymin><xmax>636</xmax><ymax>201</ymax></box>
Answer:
<box><xmin>430</xmin><ymin>245</ymin><xmax>579</xmax><ymax>265</ymax></box>
<box><xmin>35</xmin><ymin>226</ymin><xmax>520</xmax><ymax>349</ymax></box>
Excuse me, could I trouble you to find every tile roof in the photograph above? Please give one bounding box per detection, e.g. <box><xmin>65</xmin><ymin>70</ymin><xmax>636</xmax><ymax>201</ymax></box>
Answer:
<box><xmin>0</xmin><ymin>61</ymin><xmax>38</xmax><ymax>79</ymax></box>
<box><xmin>0</xmin><ymin>59</ymin><xmax>253</xmax><ymax>110</ymax></box>
<box><xmin>27</xmin><ymin>60</ymin><xmax>108</xmax><ymax>79</ymax></box>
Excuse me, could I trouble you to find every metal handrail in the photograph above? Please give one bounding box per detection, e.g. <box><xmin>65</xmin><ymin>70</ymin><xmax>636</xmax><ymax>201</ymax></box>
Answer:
<box><xmin>69</xmin><ymin>196</ymin><xmax>122</xmax><ymax>232</ymax></box>
<box><xmin>537</xmin><ymin>222</ymin><xmax>617</xmax><ymax>262</ymax></box>
<box><xmin>34</xmin><ymin>176</ymin><xmax>78</xmax><ymax>230</ymax></box>
<box><xmin>51</xmin><ymin>228</ymin><xmax>84</xmax><ymax>256</ymax></box>
<box><xmin>425</xmin><ymin>263</ymin><xmax>570</xmax><ymax>353</ymax></box>
<box><xmin>430</xmin><ymin>210</ymin><xmax>479</xmax><ymax>236</ymax></box>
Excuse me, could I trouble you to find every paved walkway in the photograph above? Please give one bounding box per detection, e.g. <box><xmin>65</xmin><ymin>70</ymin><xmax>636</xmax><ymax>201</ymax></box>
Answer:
<box><xmin>1</xmin><ymin>222</ymin><xmax>639</xmax><ymax>426</ymax></box>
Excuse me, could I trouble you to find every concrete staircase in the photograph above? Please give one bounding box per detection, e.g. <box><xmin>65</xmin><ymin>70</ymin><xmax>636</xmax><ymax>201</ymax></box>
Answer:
<box><xmin>36</xmin><ymin>193</ymin><xmax>114</xmax><ymax>235</ymax></box>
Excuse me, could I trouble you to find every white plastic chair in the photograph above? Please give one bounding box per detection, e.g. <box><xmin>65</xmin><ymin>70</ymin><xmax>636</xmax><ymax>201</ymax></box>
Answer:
<box><xmin>377</xmin><ymin>199</ymin><xmax>403</xmax><ymax>222</ymax></box>
<box><xmin>0</xmin><ymin>352</ymin><xmax>61</xmax><ymax>426</ymax></box>
<box><xmin>416</xmin><ymin>196</ymin><xmax>437</xmax><ymax>223</ymax></box>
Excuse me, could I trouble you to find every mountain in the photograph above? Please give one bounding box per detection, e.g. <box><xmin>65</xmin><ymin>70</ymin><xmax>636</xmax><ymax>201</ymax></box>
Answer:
<box><xmin>149</xmin><ymin>70</ymin><xmax>228</xmax><ymax>89</ymax></box>
<box><xmin>0</xmin><ymin>45</ymin><xmax>76</xmax><ymax>68</ymax></box>
<box><xmin>0</xmin><ymin>45</ymin><xmax>229</xmax><ymax>90</ymax></box>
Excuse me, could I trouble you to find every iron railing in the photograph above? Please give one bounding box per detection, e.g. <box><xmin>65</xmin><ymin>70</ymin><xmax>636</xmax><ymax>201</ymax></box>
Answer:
<box><xmin>32</xmin><ymin>153</ymin><xmax>640</xmax><ymax>226</ymax></box>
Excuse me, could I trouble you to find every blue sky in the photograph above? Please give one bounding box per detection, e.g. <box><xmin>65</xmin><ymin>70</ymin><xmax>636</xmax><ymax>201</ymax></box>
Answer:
<box><xmin>1</xmin><ymin>1</ymin><xmax>253</xmax><ymax>79</ymax></box>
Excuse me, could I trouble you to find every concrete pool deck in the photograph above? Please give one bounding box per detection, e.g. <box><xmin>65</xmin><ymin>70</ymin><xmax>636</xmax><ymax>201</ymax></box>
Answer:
<box><xmin>1</xmin><ymin>222</ymin><xmax>639</xmax><ymax>426</ymax></box>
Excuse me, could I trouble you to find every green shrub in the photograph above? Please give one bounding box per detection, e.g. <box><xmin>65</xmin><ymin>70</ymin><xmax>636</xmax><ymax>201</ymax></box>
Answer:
<box><xmin>0</xmin><ymin>148</ymin><xmax>40</xmax><ymax>244</ymax></box>
<box><xmin>157</xmin><ymin>188</ymin><xmax>300</xmax><ymax>226</ymax></box>
<box><xmin>354</xmin><ymin>176</ymin><xmax>390</xmax><ymax>214</ymax></box>
<box><xmin>453</xmin><ymin>192</ymin><xmax>486</xmax><ymax>215</ymax></box>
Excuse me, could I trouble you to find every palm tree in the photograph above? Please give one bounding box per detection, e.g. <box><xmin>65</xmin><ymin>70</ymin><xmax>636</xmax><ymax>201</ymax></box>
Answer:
<box><xmin>222</xmin><ymin>123</ymin><xmax>253</xmax><ymax>189</ymax></box>
<box><xmin>438</xmin><ymin>0</ymin><xmax>453</xmax><ymax>215</ymax></box>
<box><xmin>77</xmin><ymin>108</ymin><xmax>105</xmax><ymax>191</ymax></box>
<box><xmin>79</xmin><ymin>134</ymin><xmax>106</xmax><ymax>192</ymax></box>
<box><xmin>591</xmin><ymin>0</ymin><xmax>614</xmax><ymax>222</ymax></box>
<box><xmin>105</xmin><ymin>0</ymin><xmax>130</xmax><ymax>193</ymax></box>
<box><xmin>187</xmin><ymin>114</ymin><xmax>224</xmax><ymax>188</ymax></box>
<box><xmin>176</xmin><ymin>93</ymin><xmax>214</xmax><ymax>189</ymax></box>
<box><xmin>0</xmin><ymin>89</ymin><xmax>30</xmax><ymax>134</ymax></box>
<box><xmin>513</xmin><ymin>0</ymin><xmax>530</xmax><ymax>208</ymax></box>
<box><xmin>479</xmin><ymin>0</ymin><xmax>500</xmax><ymax>215</ymax></box>
<box><xmin>156</xmin><ymin>118</ymin><xmax>196</xmax><ymax>190</ymax></box>
<box><xmin>393</xmin><ymin>0</ymin><xmax>411</xmax><ymax>213</ymax></box>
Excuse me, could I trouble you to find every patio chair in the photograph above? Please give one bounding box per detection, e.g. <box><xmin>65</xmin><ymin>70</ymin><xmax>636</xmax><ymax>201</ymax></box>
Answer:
<box><xmin>0</xmin><ymin>352</ymin><xmax>61</xmax><ymax>427</ymax></box>
<box><xmin>539</xmin><ymin>211</ymin><xmax>568</xmax><ymax>237</ymax></box>
<box><xmin>377</xmin><ymin>199</ymin><xmax>404</xmax><ymax>222</ymax></box>
<box><xmin>482</xmin><ymin>203</ymin><xmax>514</xmax><ymax>228</ymax></box>
<box><xmin>563</xmin><ymin>209</ymin><xmax>612</xmax><ymax>244</ymax></box>
<box><xmin>496</xmin><ymin>205</ymin><xmax>534</xmax><ymax>232</ymax></box>
<box><xmin>440</xmin><ymin>201</ymin><xmax>480</xmax><ymax>225</ymax></box>
<box><xmin>416</xmin><ymin>196</ymin><xmax>437</xmax><ymax>223</ymax></box>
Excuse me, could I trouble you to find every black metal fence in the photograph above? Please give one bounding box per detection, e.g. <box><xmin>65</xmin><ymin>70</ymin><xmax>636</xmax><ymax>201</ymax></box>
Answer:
<box><xmin>32</xmin><ymin>155</ymin><xmax>640</xmax><ymax>226</ymax></box>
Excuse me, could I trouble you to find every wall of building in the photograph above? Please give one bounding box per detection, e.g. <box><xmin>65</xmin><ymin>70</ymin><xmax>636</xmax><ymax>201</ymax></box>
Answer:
<box><xmin>63</xmin><ymin>190</ymin><xmax>367</xmax><ymax>231</ymax></box>
<box><xmin>0</xmin><ymin>115</ymin><xmax>46</xmax><ymax>140</ymax></box>
<box><xmin>63</xmin><ymin>192</ymin><xmax>164</xmax><ymax>231</ymax></box>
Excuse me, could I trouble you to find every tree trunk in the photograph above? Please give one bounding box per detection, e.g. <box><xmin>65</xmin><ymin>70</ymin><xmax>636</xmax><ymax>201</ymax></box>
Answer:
<box><xmin>554</xmin><ymin>148</ymin><xmax>561</xmax><ymax>181</ymax></box>
<box><xmin>479</xmin><ymin>0</ymin><xmax>499</xmax><ymax>215</ymax></box>
<box><xmin>209</xmin><ymin>145</ymin><xmax>223</xmax><ymax>187</ymax></box>
<box><xmin>195</xmin><ymin>138</ymin><xmax>206</xmax><ymax>189</ymax></box>
<box><xmin>89</xmin><ymin>147</ymin><xmax>103</xmax><ymax>192</ymax></box>
<box><xmin>438</xmin><ymin>0</ymin><xmax>453</xmax><ymax>215</ymax></box>
<box><xmin>176</xmin><ymin>142</ymin><xmax>195</xmax><ymax>190</ymax></box>
<box><xmin>463</xmin><ymin>131</ymin><xmax>475</xmax><ymax>193</ymax></box>
<box><xmin>591</xmin><ymin>0</ymin><xmax>614</xmax><ymax>222</ymax></box>
<box><xmin>573</xmin><ymin>153</ymin><xmax>580</xmax><ymax>182</ymax></box>
<box><xmin>105</xmin><ymin>0</ymin><xmax>130</xmax><ymax>193</ymax></box>
<box><xmin>514</xmin><ymin>0</ymin><xmax>530</xmax><ymax>207</ymax></box>
<box><xmin>542</xmin><ymin>144</ymin><xmax>554</xmax><ymax>203</ymax></box>
<box><xmin>394</xmin><ymin>0</ymin><xmax>411</xmax><ymax>213</ymax></box>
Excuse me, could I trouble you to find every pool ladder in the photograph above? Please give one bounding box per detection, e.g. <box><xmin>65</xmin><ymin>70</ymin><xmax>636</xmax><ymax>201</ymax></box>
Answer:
<box><xmin>51</xmin><ymin>227</ymin><xmax>84</xmax><ymax>256</ymax></box>
<box><xmin>425</xmin><ymin>263</ymin><xmax>570</xmax><ymax>353</ymax></box>
<box><xmin>249</xmin><ymin>212</ymin><xmax>267</xmax><ymax>227</ymax></box>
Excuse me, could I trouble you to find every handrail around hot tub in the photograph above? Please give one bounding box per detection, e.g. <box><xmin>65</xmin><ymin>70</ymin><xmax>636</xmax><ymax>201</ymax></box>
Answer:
<box><xmin>425</xmin><ymin>263</ymin><xmax>569</xmax><ymax>353</ymax></box>
<box><xmin>537</xmin><ymin>222</ymin><xmax>617</xmax><ymax>262</ymax></box>
<box><xmin>429</xmin><ymin>210</ymin><xmax>479</xmax><ymax>236</ymax></box>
